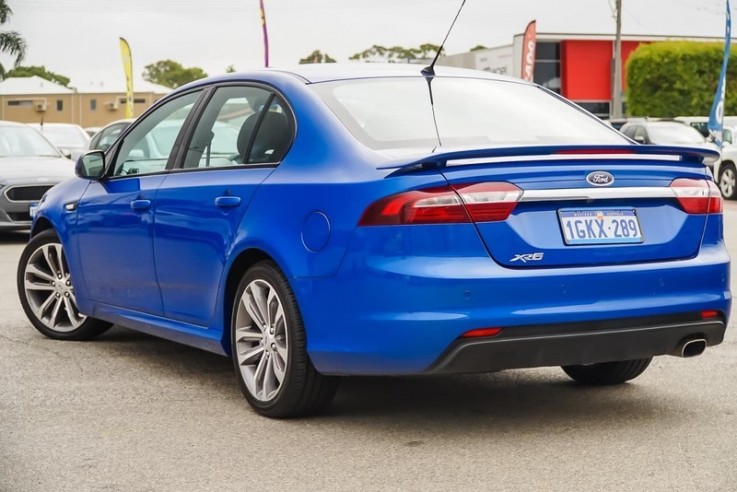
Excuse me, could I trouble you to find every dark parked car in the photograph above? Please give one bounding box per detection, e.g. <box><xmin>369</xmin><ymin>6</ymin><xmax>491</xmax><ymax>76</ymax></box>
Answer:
<box><xmin>17</xmin><ymin>65</ymin><xmax>730</xmax><ymax>418</ymax></box>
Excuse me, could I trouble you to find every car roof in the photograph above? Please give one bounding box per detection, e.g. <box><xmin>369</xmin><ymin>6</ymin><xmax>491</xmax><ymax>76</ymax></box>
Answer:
<box><xmin>0</xmin><ymin>120</ymin><xmax>32</xmax><ymax>128</ymax></box>
<box><xmin>272</xmin><ymin>63</ymin><xmax>518</xmax><ymax>83</ymax></box>
<box><xmin>174</xmin><ymin>63</ymin><xmax>527</xmax><ymax>94</ymax></box>
<box><xmin>621</xmin><ymin>119</ymin><xmax>692</xmax><ymax>127</ymax></box>
<box><xmin>27</xmin><ymin>122</ymin><xmax>84</xmax><ymax>128</ymax></box>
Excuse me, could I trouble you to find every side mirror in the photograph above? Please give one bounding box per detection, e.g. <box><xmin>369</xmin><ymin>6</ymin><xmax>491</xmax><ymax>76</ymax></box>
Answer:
<box><xmin>76</xmin><ymin>151</ymin><xmax>106</xmax><ymax>179</ymax></box>
<box><xmin>633</xmin><ymin>135</ymin><xmax>646</xmax><ymax>144</ymax></box>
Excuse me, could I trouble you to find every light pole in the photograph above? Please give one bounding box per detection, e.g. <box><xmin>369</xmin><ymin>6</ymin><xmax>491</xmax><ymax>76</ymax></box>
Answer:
<box><xmin>611</xmin><ymin>0</ymin><xmax>623</xmax><ymax>119</ymax></box>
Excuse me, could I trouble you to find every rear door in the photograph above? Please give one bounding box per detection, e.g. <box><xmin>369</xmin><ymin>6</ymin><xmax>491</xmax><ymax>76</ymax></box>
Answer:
<box><xmin>153</xmin><ymin>85</ymin><xmax>294</xmax><ymax>326</ymax></box>
<box><xmin>437</xmin><ymin>153</ymin><xmax>716</xmax><ymax>269</ymax></box>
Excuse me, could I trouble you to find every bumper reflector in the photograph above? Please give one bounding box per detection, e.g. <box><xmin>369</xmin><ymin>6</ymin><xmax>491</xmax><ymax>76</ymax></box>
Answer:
<box><xmin>460</xmin><ymin>327</ymin><xmax>503</xmax><ymax>339</ymax></box>
<box><xmin>701</xmin><ymin>310</ymin><xmax>719</xmax><ymax>319</ymax></box>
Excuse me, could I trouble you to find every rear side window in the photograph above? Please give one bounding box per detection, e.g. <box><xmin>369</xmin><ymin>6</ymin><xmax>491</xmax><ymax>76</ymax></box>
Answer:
<box><xmin>182</xmin><ymin>86</ymin><xmax>293</xmax><ymax>169</ymax></box>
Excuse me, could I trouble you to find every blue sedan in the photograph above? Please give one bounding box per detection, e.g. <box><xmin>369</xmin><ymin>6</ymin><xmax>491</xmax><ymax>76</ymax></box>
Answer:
<box><xmin>16</xmin><ymin>64</ymin><xmax>730</xmax><ymax>418</ymax></box>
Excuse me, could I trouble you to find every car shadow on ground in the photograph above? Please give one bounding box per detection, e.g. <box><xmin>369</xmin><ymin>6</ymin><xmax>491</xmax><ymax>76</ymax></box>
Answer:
<box><xmin>84</xmin><ymin>326</ymin><xmax>680</xmax><ymax>431</ymax></box>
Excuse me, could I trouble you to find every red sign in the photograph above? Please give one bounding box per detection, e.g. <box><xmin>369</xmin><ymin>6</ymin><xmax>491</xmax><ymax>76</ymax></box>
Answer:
<box><xmin>521</xmin><ymin>20</ymin><xmax>537</xmax><ymax>82</ymax></box>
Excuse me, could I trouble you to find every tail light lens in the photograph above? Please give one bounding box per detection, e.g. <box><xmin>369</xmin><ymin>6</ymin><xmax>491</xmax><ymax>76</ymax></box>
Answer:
<box><xmin>670</xmin><ymin>179</ymin><xmax>722</xmax><ymax>214</ymax></box>
<box><xmin>358</xmin><ymin>183</ymin><xmax>522</xmax><ymax>226</ymax></box>
<box><xmin>452</xmin><ymin>182</ymin><xmax>522</xmax><ymax>222</ymax></box>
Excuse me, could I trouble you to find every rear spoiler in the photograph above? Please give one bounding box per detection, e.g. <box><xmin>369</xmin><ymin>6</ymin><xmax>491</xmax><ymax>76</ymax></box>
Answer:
<box><xmin>377</xmin><ymin>145</ymin><xmax>720</xmax><ymax>171</ymax></box>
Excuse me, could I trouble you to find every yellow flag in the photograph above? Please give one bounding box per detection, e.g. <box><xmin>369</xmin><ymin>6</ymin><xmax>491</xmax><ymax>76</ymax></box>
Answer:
<box><xmin>119</xmin><ymin>37</ymin><xmax>134</xmax><ymax>118</ymax></box>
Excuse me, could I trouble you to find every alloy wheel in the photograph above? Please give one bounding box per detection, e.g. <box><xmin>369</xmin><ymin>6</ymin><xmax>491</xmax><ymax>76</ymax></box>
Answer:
<box><xmin>23</xmin><ymin>242</ymin><xmax>86</xmax><ymax>332</ymax></box>
<box><xmin>234</xmin><ymin>279</ymin><xmax>289</xmax><ymax>402</ymax></box>
<box><xmin>720</xmin><ymin>166</ymin><xmax>736</xmax><ymax>199</ymax></box>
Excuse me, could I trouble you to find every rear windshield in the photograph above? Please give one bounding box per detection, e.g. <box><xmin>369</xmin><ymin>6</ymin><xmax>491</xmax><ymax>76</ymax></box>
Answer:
<box><xmin>311</xmin><ymin>77</ymin><xmax>629</xmax><ymax>150</ymax></box>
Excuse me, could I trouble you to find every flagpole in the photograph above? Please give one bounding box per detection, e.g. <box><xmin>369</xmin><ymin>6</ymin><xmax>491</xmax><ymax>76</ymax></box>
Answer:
<box><xmin>611</xmin><ymin>0</ymin><xmax>623</xmax><ymax>119</ymax></box>
<box><xmin>259</xmin><ymin>0</ymin><xmax>270</xmax><ymax>68</ymax></box>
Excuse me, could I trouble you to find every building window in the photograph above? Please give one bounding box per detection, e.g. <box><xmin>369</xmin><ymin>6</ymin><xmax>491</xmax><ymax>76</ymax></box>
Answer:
<box><xmin>90</xmin><ymin>99</ymin><xmax>97</xmax><ymax>111</ymax></box>
<box><xmin>575</xmin><ymin>101</ymin><xmax>611</xmax><ymax>118</ymax></box>
<box><xmin>534</xmin><ymin>42</ymin><xmax>561</xmax><ymax>94</ymax></box>
<box><xmin>56</xmin><ymin>100</ymin><xmax>63</xmax><ymax>111</ymax></box>
<box><xmin>8</xmin><ymin>100</ymin><xmax>33</xmax><ymax>107</ymax></box>
<box><xmin>134</xmin><ymin>98</ymin><xmax>146</xmax><ymax>104</ymax></box>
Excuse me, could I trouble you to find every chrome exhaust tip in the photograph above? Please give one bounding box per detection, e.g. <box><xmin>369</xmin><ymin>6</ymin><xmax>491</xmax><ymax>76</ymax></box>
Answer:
<box><xmin>669</xmin><ymin>337</ymin><xmax>707</xmax><ymax>358</ymax></box>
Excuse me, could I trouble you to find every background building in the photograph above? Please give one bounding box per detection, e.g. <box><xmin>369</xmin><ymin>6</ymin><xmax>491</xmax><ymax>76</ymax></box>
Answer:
<box><xmin>441</xmin><ymin>33</ymin><xmax>725</xmax><ymax>118</ymax></box>
<box><xmin>0</xmin><ymin>76</ymin><xmax>170</xmax><ymax>127</ymax></box>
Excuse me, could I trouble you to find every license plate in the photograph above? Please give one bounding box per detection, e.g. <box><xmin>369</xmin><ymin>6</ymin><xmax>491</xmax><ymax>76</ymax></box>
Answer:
<box><xmin>29</xmin><ymin>202</ymin><xmax>39</xmax><ymax>219</ymax></box>
<box><xmin>559</xmin><ymin>208</ymin><xmax>643</xmax><ymax>245</ymax></box>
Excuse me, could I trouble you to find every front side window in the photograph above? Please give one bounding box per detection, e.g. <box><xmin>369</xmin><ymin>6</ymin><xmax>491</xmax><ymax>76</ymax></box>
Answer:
<box><xmin>312</xmin><ymin>77</ymin><xmax>628</xmax><ymax>150</ymax></box>
<box><xmin>182</xmin><ymin>86</ymin><xmax>292</xmax><ymax>169</ymax></box>
<box><xmin>113</xmin><ymin>90</ymin><xmax>202</xmax><ymax>176</ymax></box>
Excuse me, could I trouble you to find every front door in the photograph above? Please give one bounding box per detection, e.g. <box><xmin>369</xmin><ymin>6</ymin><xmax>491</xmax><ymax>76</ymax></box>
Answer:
<box><xmin>74</xmin><ymin>90</ymin><xmax>203</xmax><ymax>315</ymax></box>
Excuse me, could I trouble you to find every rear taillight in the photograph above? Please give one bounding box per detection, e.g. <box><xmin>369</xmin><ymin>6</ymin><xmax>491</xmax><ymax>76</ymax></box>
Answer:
<box><xmin>451</xmin><ymin>182</ymin><xmax>522</xmax><ymax>222</ymax></box>
<box><xmin>358</xmin><ymin>183</ymin><xmax>522</xmax><ymax>226</ymax></box>
<box><xmin>670</xmin><ymin>178</ymin><xmax>722</xmax><ymax>214</ymax></box>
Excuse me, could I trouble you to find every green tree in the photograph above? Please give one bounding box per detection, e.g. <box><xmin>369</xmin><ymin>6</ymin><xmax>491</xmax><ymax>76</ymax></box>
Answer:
<box><xmin>349</xmin><ymin>44</ymin><xmax>441</xmax><ymax>63</ymax></box>
<box><xmin>142</xmin><ymin>59</ymin><xmax>208</xmax><ymax>89</ymax></box>
<box><xmin>0</xmin><ymin>1</ymin><xmax>26</xmax><ymax>78</ymax></box>
<box><xmin>627</xmin><ymin>41</ymin><xmax>737</xmax><ymax>117</ymax></box>
<box><xmin>298</xmin><ymin>50</ymin><xmax>336</xmax><ymax>64</ymax></box>
<box><xmin>225</xmin><ymin>64</ymin><xmax>236</xmax><ymax>73</ymax></box>
<box><xmin>470</xmin><ymin>45</ymin><xmax>488</xmax><ymax>52</ymax></box>
<box><xmin>5</xmin><ymin>65</ymin><xmax>70</xmax><ymax>87</ymax></box>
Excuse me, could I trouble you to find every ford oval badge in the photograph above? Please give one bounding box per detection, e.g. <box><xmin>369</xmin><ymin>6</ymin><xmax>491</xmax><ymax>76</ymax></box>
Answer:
<box><xmin>586</xmin><ymin>171</ymin><xmax>614</xmax><ymax>187</ymax></box>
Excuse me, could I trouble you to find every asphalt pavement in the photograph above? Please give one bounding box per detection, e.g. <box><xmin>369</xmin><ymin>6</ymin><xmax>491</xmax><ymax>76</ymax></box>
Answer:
<box><xmin>1</xmin><ymin>205</ymin><xmax>737</xmax><ymax>492</ymax></box>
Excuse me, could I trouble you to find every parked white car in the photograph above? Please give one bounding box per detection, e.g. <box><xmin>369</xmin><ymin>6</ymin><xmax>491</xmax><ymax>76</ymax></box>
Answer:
<box><xmin>28</xmin><ymin>123</ymin><xmax>90</xmax><ymax>162</ymax></box>
<box><xmin>713</xmin><ymin>125</ymin><xmax>737</xmax><ymax>199</ymax></box>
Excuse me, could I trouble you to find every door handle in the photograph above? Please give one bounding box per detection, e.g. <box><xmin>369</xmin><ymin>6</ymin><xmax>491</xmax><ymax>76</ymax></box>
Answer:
<box><xmin>130</xmin><ymin>199</ymin><xmax>151</xmax><ymax>211</ymax></box>
<box><xmin>215</xmin><ymin>196</ymin><xmax>241</xmax><ymax>208</ymax></box>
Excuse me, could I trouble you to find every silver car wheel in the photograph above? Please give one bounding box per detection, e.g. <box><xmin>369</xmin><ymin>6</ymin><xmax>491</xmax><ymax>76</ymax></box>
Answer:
<box><xmin>719</xmin><ymin>166</ymin><xmax>736</xmax><ymax>198</ymax></box>
<box><xmin>234</xmin><ymin>279</ymin><xmax>289</xmax><ymax>402</ymax></box>
<box><xmin>23</xmin><ymin>242</ymin><xmax>86</xmax><ymax>332</ymax></box>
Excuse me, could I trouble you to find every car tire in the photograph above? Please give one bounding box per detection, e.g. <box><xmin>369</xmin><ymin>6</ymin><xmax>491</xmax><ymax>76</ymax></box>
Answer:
<box><xmin>718</xmin><ymin>162</ymin><xmax>737</xmax><ymax>200</ymax></box>
<box><xmin>561</xmin><ymin>358</ymin><xmax>652</xmax><ymax>385</ymax></box>
<box><xmin>17</xmin><ymin>229</ymin><xmax>112</xmax><ymax>341</ymax></box>
<box><xmin>231</xmin><ymin>260</ymin><xmax>338</xmax><ymax>418</ymax></box>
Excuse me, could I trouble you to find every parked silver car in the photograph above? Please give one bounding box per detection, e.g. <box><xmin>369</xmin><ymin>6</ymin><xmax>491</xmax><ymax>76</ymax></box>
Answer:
<box><xmin>619</xmin><ymin>119</ymin><xmax>721</xmax><ymax>171</ymax></box>
<box><xmin>28</xmin><ymin>123</ymin><xmax>90</xmax><ymax>162</ymax></box>
<box><xmin>0</xmin><ymin>121</ymin><xmax>76</xmax><ymax>230</ymax></box>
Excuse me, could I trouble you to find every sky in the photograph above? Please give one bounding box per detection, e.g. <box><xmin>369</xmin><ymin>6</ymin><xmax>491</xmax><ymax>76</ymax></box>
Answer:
<box><xmin>2</xmin><ymin>0</ymin><xmax>732</xmax><ymax>88</ymax></box>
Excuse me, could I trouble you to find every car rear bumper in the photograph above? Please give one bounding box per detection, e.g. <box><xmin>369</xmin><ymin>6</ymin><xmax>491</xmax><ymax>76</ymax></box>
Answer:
<box><xmin>428</xmin><ymin>314</ymin><xmax>726</xmax><ymax>374</ymax></box>
<box><xmin>296</xmin><ymin>240</ymin><xmax>730</xmax><ymax>376</ymax></box>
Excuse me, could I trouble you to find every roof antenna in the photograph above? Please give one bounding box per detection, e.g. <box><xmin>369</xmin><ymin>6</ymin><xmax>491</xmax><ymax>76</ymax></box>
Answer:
<box><xmin>422</xmin><ymin>0</ymin><xmax>468</xmax><ymax>77</ymax></box>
